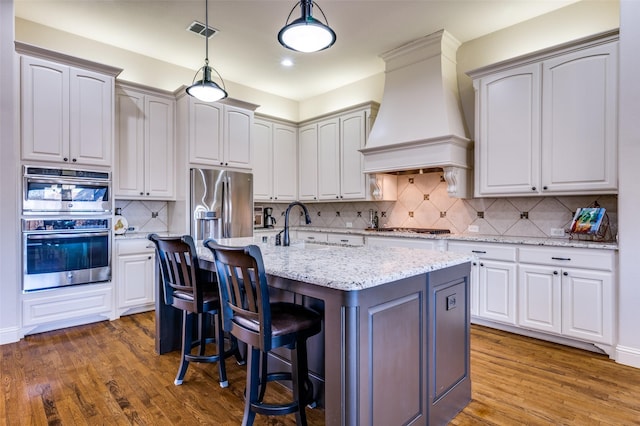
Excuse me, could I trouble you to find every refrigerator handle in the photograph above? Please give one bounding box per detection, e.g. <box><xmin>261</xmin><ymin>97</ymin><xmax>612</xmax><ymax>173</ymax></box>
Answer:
<box><xmin>224</xmin><ymin>179</ymin><xmax>231</xmax><ymax>238</ymax></box>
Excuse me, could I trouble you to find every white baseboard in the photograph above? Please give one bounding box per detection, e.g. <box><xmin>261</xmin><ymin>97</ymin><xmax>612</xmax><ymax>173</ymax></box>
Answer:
<box><xmin>0</xmin><ymin>326</ymin><xmax>22</xmax><ymax>345</ymax></box>
<box><xmin>615</xmin><ymin>345</ymin><xmax>640</xmax><ymax>369</ymax></box>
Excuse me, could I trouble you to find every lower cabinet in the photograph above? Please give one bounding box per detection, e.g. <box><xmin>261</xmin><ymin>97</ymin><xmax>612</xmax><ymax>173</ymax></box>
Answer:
<box><xmin>447</xmin><ymin>242</ymin><xmax>517</xmax><ymax>324</ymax></box>
<box><xmin>518</xmin><ymin>246</ymin><xmax>614</xmax><ymax>345</ymax></box>
<box><xmin>115</xmin><ymin>239</ymin><xmax>156</xmax><ymax>316</ymax></box>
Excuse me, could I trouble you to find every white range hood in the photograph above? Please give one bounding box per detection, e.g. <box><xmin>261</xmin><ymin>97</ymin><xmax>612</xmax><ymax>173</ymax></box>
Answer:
<box><xmin>361</xmin><ymin>30</ymin><xmax>473</xmax><ymax>198</ymax></box>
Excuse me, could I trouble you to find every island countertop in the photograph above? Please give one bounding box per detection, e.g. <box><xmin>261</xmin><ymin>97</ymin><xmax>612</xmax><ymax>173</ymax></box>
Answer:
<box><xmin>196</xmin><ymin>236</ymin><xmax>473</xmax><ymax>291</ymax></box>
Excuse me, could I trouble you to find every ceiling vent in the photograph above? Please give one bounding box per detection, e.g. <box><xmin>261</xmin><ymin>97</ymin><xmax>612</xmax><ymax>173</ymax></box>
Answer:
<box><xmin>187</xmin><ymin>21</ymin><xmax>218</xmax><ymax>38</ymax></box>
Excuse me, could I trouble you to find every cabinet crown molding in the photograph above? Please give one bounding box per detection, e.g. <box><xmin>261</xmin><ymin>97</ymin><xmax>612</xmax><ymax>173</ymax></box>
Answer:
<box><xmin>15</xmin><ymin>42</ymin><xmax>123</xmax><ymax>77</ymax></box>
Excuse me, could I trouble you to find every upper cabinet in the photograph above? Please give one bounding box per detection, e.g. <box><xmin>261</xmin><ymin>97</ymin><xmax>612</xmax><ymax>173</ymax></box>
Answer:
<box><xmin>114</xmin><ymin>83</ymin><xmax>175</xmax><ymax>199</ymax></box>
<box><xmin>19</xmin><ymin>46</ymin><xmax>121</xmax><ymax>168</ymax></box>
<box><xmin>298</xmin><ymin>103</ymin><xmax>390</xmax><ymax>201</ymax></box>
<box><xmin>253</xmin><ymin>117</ymin><xmax>297</xmax><ymax>202</ymax></box>
<box><xmin>468</xmin><ymin>30</ymin><xmax>619</xmax><ymax>197</ymax></box>
<box><xmin>179</xmin><ymin>96</ymin><xmax>257</xmax><ymax>170</ymax></box>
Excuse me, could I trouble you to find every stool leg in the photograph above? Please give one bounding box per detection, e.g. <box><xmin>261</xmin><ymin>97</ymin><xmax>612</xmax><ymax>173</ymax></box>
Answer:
<box><xmin>197</xmin><ymin>313</ymin><xmax>207</xmax><ymax>356</ymax></box>
<box><xmin>214</xmin><ymin>311</ymin><xmax>229</xmax><ymax>388</ymax></box>
<box><xmin>175</xmin><ymin>311</ymin><xmax>193</xmax><ymax>385</ymax></box>
<box><xmin>290</xmin><ymin>339</ymin><xmax>308</xmax><ymax>426</ymax></box>
<box><xmin>257</xmin><ymin>351</ymin><xmax>268</xmax><ymax>402</ymax></box>
<box><xmin>243</xmin><ymin>346</ymin><xmax>260</xmax><ymax>426</ymax></box>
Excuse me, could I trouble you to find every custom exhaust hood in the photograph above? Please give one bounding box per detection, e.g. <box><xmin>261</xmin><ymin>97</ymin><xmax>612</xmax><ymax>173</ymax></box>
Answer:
<box><xmin>361</xmin><ymin>30</ymin><xmax>473</xmax><ymax>198</ymax></box>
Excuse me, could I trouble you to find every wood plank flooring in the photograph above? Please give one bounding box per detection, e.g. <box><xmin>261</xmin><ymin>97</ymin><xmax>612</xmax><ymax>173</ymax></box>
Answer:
<box><xmin>1</xmin><ymin>312</ymin><xmax>639</xmax><ymax>425</ymax></box>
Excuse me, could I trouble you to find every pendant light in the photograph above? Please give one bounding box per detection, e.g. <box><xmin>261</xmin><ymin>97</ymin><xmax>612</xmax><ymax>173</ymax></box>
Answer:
<box><xmin>186</xmin><ymin>0</ymin><xmax>228</xmax><ymax>102</ymax></box>
<box><xmin>278</xmin><ymin>0</ymin><xmax>336</xmax><ymax>53</ymax></box>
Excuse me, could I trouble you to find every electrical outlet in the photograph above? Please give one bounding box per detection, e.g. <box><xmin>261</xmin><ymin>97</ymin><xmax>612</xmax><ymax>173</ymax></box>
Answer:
<box><xmin>550</xmin><ymin>228</ymin><xmax>565</xmax><ymax>237</ymax></box>
<box><xmin>467</xmin><ymin>225</ymin><xmax>479</xmax><ymax>233</ymax></box>
<box><xmin>345</xmin><ymin>222</ymin><xmax>353</xmax><ymax>228</ymax></box>
<box><xmin>446</xmin><ymin>294</ymin><xmax>457</xmax><ymax>311</ymax></box>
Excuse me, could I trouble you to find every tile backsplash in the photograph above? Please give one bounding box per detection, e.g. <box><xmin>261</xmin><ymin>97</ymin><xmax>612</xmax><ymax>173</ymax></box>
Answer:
<box><xmin>115</xmin><ymin>199</ymin><xmax>169</xmax><ymax>234</ymax></box>
<box><xmin>258</xmin><ymin>171</ymin><xmax>618</xmax><ymax>240</ymax></box>
<box><xmin>118</xmin><ymin>171</ymin><xmax>618</xmax><ymax>241</ymax></box>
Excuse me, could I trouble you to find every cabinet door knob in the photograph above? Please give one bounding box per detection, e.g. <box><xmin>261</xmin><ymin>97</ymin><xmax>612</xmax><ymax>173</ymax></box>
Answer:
<box><xmin>148</xmin><ymin>256</ymin><xmax>152</xmax><ymax>260</ymax></box>
<box><xmin>63</xmin><ymin>157</ymin><xmax>69</xmax><ymax>162</ymax></box>
<box><xmin>543</xmin><ymin>186</ymin><xmax>548</xmax><ymax>190</ymax></box>
<box><xmin>563</xmin><ymin>272</ymin><xmax>569</xmax><ymax>276</ymax></box>
<box><xmin>531</xmin><ymin>186</ymin><xmax>536</xmax><ymax>191</ymax></box>
<box><xmin>72</xmin><ymin>158</ymin><xmax>77</xmax><ymax>163</ymax></box>
<box><xmin>480</xmin><ymin>262</ymin><xmax>484</xmax><ymax>267</ymax></box>
<box><xmin>472</xmin><ymin>262</ymin><xmax>477</xmax><ymax>266</ymax></box>
<box><xmin>553</xmin><ymin>271</ymin><xmax>559</xmax><ymax>275</ymax></box>
<box><xmin>140</xmin><ymin>192</ymin><xmax>144</xmax><ymax>195</ymax></box>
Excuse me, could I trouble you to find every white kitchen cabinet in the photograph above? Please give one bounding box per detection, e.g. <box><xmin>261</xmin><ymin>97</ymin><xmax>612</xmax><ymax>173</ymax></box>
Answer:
<box><xmin>298</xmin><ymin>103</ymin><xmax>381</xmax><ymax>201</ymax></box>
<box><xmin>20</xmin><ymin>54</ymin><xmax>117</xmax><ymax>167</ymax></box>
<box><xmin>447</xmin><ymin>242</ymin><xmax>517</xmax><ymax>324</ymax></box>
<box><xmin>518</xmin><ymin>246</ymin><xmax>614</xmax><ymax>345</ymax></box>
<box><xmin>298</xmin><ymin>123</ymin><xmax>319</xmax><ymax>201</ymax></box>
<box><xmin>184</xmin><ymin>97</ymin><xmax>256</xmax><ymax>169</ymax></box>
<box><xmin>115</xmin><ymin>84</ymin><xmax>175</xmax><ymax>199</ymax></box>
<box><xmin>253</xmin><ymin>117</ymin><xmax>297</xmax><ymax>202</ymax></box>
<box><xmin>541</xmin><ymin>41</ymin><xmax>618</xmax><ymax>193</ymax></box>
<box><xmin>327</xmin><ymin>233</ymin><xmax>364</xmax><ymax>246</ymax></box>
<box><xmin>317</xmin><ymin>117</ymin><xmax>341</xmax><ymax>200</ymax></box>
<box><xmin>365</xmin><ymin>236</ymin><xmax>441</xmax><ymax>251</ymax></box>
<box><xmin>115</xmin><ymin>238</ymin><xmax>156</xmax><ymax>316</ymax></box>
<box><xmin>469</xmin><ymin>31</ymin><xmax>619</xmax><ymax>197</ymax></box>
<box><xmin>296</xmin><ymin>230</ymin><xmax>364</xmax><ymax>246</ymax></box>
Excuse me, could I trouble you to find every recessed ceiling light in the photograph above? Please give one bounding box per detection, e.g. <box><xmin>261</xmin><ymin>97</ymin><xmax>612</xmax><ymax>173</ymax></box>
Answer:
<box><xmin>281</xmin><ymin>58</ymin><xmax>294</xmax><ymax>67</ymax></box>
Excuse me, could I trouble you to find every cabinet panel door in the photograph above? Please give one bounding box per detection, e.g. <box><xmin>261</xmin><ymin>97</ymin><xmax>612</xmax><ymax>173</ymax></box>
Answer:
<box><xmin>115</xmin><ymin>88</ymin><xmax>145</xmax><ymax>197</ymax></box>
<box><xmin>69</xmin><ymin>68</ymin><xmax>113</xmax><ymax>166</ymax></box>
<box><xmin>224</xmin><ymin>105</ymin><xmax>252</xmax><ymax>168</ymax></box>
<box><xmin>340</xmin><ymin>111</ymin><xmax>366</xmax><ymax>199</ymax></box>
<box><xmin>252</xmin><ymin>119</ymin><xmax>273</xmax><ymax>201</ymax></box>
<box><xmin>317</xmin><ymin>118</ymin><xmax>340</xmax><ymax>200</ymax></box>
<box><xmin>561</xmin><ymin>268</ymin><xmax>613</xmax><ymax>344</ymax></box>
<box><xmin>542</xmin><ymin>42</ymin><xmax>618</xmax><ymax>193</ymax></box>
<box><xmin>190</xmin><ymin>101</ymin><xmax>223</xmax><ymax>164</ymax></box>
<box><xmin>146</xmin><ymin>95</ymin><xmax>175</xmax><ymax>197</ymax></box>
<box><xmin>273</xmin><ymin>123</ymin><xmax>297</xmax><ymax>201</ymax></box>
<box><xmin>117</xmin><ymin>253</ymin><xmax>155</xmax><ymax>310</ymax></box>
<box><xmin>21</xmin><ymin>56</ymin><xmax>69</xmax><ymax>163</ymax></box>
<box><xmin>298</xmin><ymin>124</ymin><xmax>318</xmax><ymax>201</ymax></box>
<box><xmin>518</xmin><ymin>264</ymin><xmax>561</xmax><ymax>334</ymax></box>
<box><xmin>478</xmin><ymin>260</ymin><xmax>516</xmax><ymax>324</ymax></box>
<box><xmin>476</xmin><ymin>63</ymin><xmax>540</xmax><ymax>195</ymax></box>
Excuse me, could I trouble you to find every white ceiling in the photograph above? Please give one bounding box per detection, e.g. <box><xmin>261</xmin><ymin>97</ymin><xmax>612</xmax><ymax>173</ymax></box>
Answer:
<box><xmin>14</xmin><ymin>0</ymin><xmax>579</xmax><ymax>101</ymax></box>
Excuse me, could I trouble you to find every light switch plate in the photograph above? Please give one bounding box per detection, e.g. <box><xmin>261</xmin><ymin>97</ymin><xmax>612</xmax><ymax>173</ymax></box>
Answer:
<box><xmin>550</xmin><ymin>228</ymin><xmax>565</xmax><ymax>237</ymax></box>
<box><xmin>467</xmin><ymin>225</ymin><xmax>479</xmax><ymax>233</ymax></box>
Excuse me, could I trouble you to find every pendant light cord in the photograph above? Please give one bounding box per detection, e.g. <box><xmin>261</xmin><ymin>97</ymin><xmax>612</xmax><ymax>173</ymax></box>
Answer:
<box><xmin>205</xmin><ymin>0</ymin><xmax>209</xmax><ymax>66</ymax></box>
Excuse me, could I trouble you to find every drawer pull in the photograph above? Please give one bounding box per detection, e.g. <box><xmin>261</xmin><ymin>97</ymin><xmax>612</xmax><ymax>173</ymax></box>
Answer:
<box><xmin>551</xmin><ymin>257</ymin><xmax>571</xmax><ymax>261</ymax></box>
<box><xmin>307</xmin><ymin>236</ymin><xmax>315</xmax><ymax>240</ymax></box>
<box><xmin>340</xmin><ymin>239</ymin><xmax>349</xmax><ymax>243</ymax></box>
<box><xmin>471</xmin><ymin>250</ymin><xmax>487</xmax><ymax>254</ymax></box>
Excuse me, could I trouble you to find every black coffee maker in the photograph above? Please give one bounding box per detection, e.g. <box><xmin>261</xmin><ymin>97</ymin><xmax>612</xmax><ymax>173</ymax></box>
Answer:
<box><xmin>263</xmin><ymin>207</ymin><xmax>276</xmax><ymax>228</ymax></box>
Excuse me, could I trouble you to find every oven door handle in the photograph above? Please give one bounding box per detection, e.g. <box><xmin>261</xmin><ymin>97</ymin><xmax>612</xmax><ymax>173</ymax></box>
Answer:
<box><xmin>26</xmin><ymin>231</ymin><xmax>110</xmax><ymax>240</ymax></box>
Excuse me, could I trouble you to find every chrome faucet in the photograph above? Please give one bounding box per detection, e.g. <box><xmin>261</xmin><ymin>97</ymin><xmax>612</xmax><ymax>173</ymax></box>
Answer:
<box><xmin>282</xmin><ymin>201</ymin><xmax>312</xmax><ymax>246</ymax></box>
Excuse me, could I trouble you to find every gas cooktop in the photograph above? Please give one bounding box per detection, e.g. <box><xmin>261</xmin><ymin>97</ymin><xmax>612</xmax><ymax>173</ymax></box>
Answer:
<box><xmin>365</xmin><ymin>227</ymin><xmax>451</xmax><ymax>235</ymax></box>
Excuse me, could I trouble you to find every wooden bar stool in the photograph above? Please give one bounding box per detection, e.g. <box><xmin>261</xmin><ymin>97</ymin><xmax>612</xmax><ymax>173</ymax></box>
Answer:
<box><xmin>148</xmin><ymin>234</ymin><xmax>240</xmax><ymax>387</ymax></box>
<box><xmin>204</xmin><ymin>240</ymin><xmax>322</xmax><ymax>426</ymax></box>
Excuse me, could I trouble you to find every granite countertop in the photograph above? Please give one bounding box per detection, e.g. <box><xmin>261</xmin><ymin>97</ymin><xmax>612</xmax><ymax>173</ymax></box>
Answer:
<box><xmin>196</xmin><ymin>236</ymin><xmax>473</xmax><ymax>291</ymax></box>
<box><xmin>255</xmin><ymin>226</ymin><xmax>618</xmax><ymax>250</ymax></box>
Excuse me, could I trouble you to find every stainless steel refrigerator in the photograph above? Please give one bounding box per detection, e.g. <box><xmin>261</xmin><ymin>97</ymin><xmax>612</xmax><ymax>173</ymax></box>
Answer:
<box><xmin>190</xmin><ymin>168</ymin><xmax>253</xmax><ymax>241</ymax></box>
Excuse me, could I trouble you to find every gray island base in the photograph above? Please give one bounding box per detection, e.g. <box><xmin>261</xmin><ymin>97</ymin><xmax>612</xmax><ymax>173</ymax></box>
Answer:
<box><xmin>157</xmin><ymin>237</ymin><xmax>473</xmax><ymax>425</ymax></box>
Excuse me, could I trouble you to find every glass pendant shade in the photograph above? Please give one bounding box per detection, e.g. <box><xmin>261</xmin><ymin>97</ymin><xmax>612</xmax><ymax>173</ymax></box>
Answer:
<box><xmin>186</xmin><ymin>65</ymin><xmax>228</xmax><ymax>102</ymax></box>
<box><xmin>278</xmin><ymin>1</ymin><xmax>336</xmax><ymax>53</ymax></box>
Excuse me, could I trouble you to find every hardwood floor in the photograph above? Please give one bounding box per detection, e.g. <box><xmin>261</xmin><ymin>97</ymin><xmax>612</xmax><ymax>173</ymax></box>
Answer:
<box><xmin>1</xmin><ymin>312</ymin><xmax>639</xmax><ymax>425</ymax></box>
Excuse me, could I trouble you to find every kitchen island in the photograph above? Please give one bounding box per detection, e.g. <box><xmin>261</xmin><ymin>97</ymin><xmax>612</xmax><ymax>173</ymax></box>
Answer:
<box><xmin>157</xmin><ymin>237</ymin><xmax>473</xmax><ymax>425</ymax></box>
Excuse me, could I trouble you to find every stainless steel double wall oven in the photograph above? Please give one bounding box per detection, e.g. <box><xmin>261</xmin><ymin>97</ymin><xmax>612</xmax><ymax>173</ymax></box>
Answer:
<box><xmin>22</xmin><ymin>166</ymin><xmax>112</xmax><ymax>292</ymax></box>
